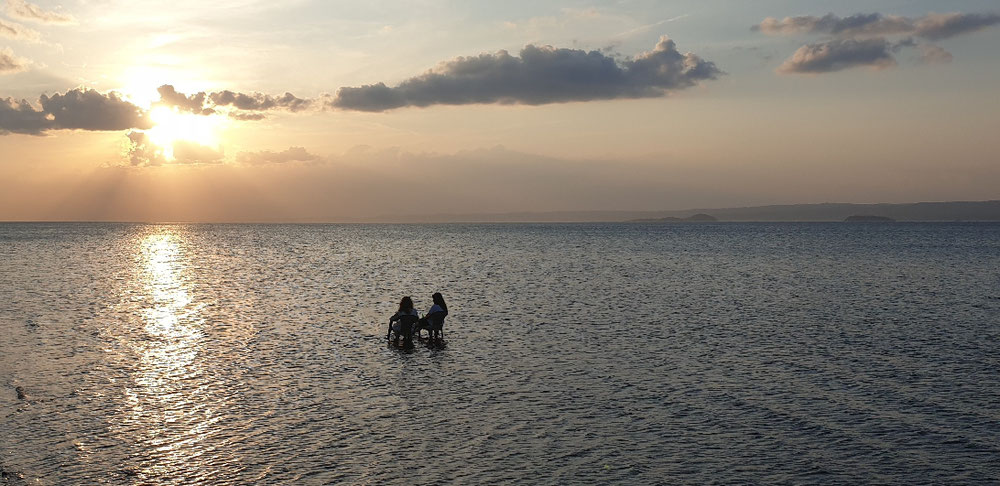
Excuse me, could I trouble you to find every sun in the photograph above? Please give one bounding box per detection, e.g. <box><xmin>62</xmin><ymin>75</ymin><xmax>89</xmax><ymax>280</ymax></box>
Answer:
<box><xmin>119</xmin><ymin>66</ymin><xmax>179</xmax><ymax>108</ymax></box>
<box><xmin>146</xmin><ymin>106</ymin><xmax>226</xmax><ymax>160</ymax></box>
<box><xmin>117</xmin><ymin>67</ymin><xmax>227</xmax><ymax>162</ymax></box>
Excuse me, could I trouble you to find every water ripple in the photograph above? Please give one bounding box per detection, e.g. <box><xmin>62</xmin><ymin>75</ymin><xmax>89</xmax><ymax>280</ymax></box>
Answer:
<box><xmin>1</xmin><ymin>222</ymin><xmax>999</xmax><ymax>484</ymax></box>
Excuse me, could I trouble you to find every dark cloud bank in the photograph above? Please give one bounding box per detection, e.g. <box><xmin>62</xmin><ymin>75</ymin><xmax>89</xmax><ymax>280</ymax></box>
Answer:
<box><xmin>0</xmin><ymin>86</ymin><xmax>315</xmax><ymax>135</ymax></box>
<box><xmin>156</xmin><ymin>85</ymin><xmax>313</xmax><ymax>118</ymax></box>
<box><xmin>0</xmin><ymin>89</ymin><xmax>150</xmax><ymax>135</ymax></box>
<box><xmin>755</xmin><ymin>12</ymin><xmax>1000</xmax><ymax>40</ymax></box>
<box><xmin>2</xmin><ymin>37</ymin><xmax>718</xmax><ymax>137</ymax></box>
<box><xmin>155</xmin><ymin>36</ymin><xmax>722</xmax><ymax>115</ymax></box>
<box><xmin>754</xmin><ymin>12</ymin><xmax>1000</xmax><ymax>73</ymax></box>
<box><xmin>331</xmin><ymin>36</ymin><xmax>721</xmax><ymax>112</ymax></box>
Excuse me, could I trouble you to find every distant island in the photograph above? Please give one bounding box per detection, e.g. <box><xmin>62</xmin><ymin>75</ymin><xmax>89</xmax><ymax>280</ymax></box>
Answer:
<box><xmin>632</xmin><ymin>213</ymin><xmax>718</xmax><ymax>223</ymax></box>
<box><xmin>616</xmin><ymin>200</ymin><xmax>1000</xmax><ymax>223</ymax></box>
<box><xmin>844</xmin><ymin>215</ymin><xmax>895</xmax><ymax>222</ymax></box>
<box><xmin>355</xmin><ymin>200</ymin><xmax>1000</xmax><ymax>223</ymax></box>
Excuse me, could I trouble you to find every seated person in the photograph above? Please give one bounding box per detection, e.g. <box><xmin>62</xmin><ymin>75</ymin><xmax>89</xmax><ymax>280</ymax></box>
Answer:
<box><xmin>389</xmin><ymin>296</ymin><xmax>418</xmax><ymax>336</ymax></box>
<box><xmin>418</xmin><ymin>292</ymin><xmax>448</xmax><ymax>339</ymax></box>
<box><xmin>425</xmin><ymin>292</ymin><xmax>447</xmax><ymax>317</ymax></box>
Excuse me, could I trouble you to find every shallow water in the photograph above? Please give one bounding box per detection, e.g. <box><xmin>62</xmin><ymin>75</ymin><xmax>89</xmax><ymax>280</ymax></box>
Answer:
<box><xmin>1</xmin><ymin>222</ymin><xmax>999</xmax><ymax>484</ymax></box>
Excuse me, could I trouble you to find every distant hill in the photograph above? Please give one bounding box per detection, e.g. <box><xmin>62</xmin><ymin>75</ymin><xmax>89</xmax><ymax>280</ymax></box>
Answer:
<box><xmin>630</xmin><ymin>200</ymin><xmax>1000</xmax><ymax>222</ymax></box>
<box><xmin>363</xmin><ymin>200</ymin><xmax>1000</xmax><ymax>223</ymax></box>
<box><xmin>632</xmin><ymin>213</ymin><xmax>718</xmax><ymax>223</ymax></box>
<box><xmin>844</xmin><ymin>215</ymin><xmax>895</xmax><ymax>222</ymax></box>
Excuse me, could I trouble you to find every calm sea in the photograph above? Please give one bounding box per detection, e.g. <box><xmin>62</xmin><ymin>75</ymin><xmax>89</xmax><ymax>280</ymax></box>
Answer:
<box><xmin>1</xmin><ymin>222</ymin><xmax>998</xmax><ymax>484</ymax></box>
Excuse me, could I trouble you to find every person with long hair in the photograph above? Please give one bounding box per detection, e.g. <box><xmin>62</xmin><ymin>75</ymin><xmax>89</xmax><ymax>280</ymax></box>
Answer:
<box><xmin>420</xmin><ymin>292</ymin><xmax>447</xmax><ymax>342</ymax></box>
<box><xmin>428</xmin><ymin>292</ymin><xmax>447</xmax><ymax>316</ymax></box>
<box><xmin>388</xmin><ymin>296</ymin><xmax>418</xmax><ymax>345</ymax></box>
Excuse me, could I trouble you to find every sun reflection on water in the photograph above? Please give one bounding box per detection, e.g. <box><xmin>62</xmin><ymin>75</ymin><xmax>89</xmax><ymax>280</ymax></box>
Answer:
<box><xmin>108</xmin><ymin>229</ymin><xmax>224</xmax><ymax>482</ymax></box>
<box><xmin>140</xmin><ymin>232</ymin><xmax>202</xmax><ymax>352</ymax></box>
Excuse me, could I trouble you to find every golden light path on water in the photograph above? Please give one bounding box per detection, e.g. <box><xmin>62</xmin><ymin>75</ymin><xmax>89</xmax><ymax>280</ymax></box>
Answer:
<box><xmin>104</xmin><ymin>228</ymin><xmax>240</xmax><ymax>483</ymax></box>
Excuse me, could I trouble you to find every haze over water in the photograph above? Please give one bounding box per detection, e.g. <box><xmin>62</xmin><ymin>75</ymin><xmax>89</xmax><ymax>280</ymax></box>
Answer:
<box><xmin>2</xmin><ymin>222</ymin><xmax>999</xmax><ymax>484</ymax></box>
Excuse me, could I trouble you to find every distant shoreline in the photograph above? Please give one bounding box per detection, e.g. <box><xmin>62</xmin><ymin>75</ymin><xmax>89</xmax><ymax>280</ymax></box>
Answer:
<box><xmin>2</xmin><ymin>200</ymin><xmax>1000</xmax><ymax>224</ymax></box>
<box><xmin>3</xmin><ymin>220</ymin><xmax>1000</xmax><ymax>225</ymax></box>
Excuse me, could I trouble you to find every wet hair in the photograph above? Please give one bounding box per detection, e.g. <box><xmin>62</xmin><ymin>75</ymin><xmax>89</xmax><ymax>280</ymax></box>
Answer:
<box><xmin>432</xmin><ymin>292</ymin><xmax>447</xmax><ymax>313</ymax></box>
<box><xmin>398</xmin><ymin>296</ymin><xmax>414</xmax><ymax>312</ymax></box>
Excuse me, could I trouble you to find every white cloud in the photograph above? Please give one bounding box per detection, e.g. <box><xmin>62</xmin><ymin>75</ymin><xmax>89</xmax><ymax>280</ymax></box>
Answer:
<box><xmin>778</xmin><ymin>38</ymin><xmax>896</xmax><ymax>74</ymax></box>
<box><xmin>0</xmin><ymin>46</ymin><xmax>29</xmax><ymax>74</ymax></box>
<box><xmin>0</xmin><ymin>17</ymin><xmax>42</xmax><ymax>42</ymax></box>
<box><xmin>5</xmin><ymin>0</ymin><xmax>76</xmax><ymax>24</ymax></box>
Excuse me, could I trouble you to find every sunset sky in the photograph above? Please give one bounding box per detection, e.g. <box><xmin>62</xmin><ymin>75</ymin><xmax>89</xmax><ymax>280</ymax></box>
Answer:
<box><xmin>2</xmin><ymin>0</ymin><xmax>999</xmax><ymax>221</ymax></box>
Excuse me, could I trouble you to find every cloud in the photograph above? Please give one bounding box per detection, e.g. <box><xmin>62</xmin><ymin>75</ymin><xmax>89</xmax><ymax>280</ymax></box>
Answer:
<box><xmin>237</xmin><ymin>146</ymin><xmax>319</xmax><ymax>165</ymax></box>
<box><xmin>1</xmin><ymin>88</ymin><xmax>151</xmax><ymax>135</ymax></box>
<box><xmin>5</xmin><ymin>0</ymin><xmax>75</xmax><ymax>24</ymax></box>
<box><xmin>0</xmin><ymin>97</ymin><xmax>48</xmax><ymax>134</ymax></box>
<box><xmin>40</xmin><ymin>89</ymin><xmax>151</xmax><ymax>131</ymax></box>
<box><xmin>124</xmin><ymin>130</ymin><xmax>167</xmax><ymax>166</ymax></box>
<box><xmin>156</xmin><ymin>85</ymin><xmax>213</xmax><ymax>115</ymax></box>
<box><xmin>0</xmin><ymin>17</ymin><xmax>41</xmax><ymax>42</ymax></box>
<box><xmin>330</xmin><ymin>36</ymin><xmax>721</xmax><ymax>112</ymax></box>
<box><xmin>153</xmin><ymin>37</ymin><xmax>719</xmax><ymax>117</ymax></box>
<box><xmin>155</xmin><ymin>85</ymin><xmax>313</xmax><ymax>119</ymax></box>
<box><xmin>777</xmin><ymin>38</ymin><xmax>896</xmax><ymax>74</ymax></box>
<box><xmin>914</xmin><ymin>12</ymin><xmax>1000</xmax><ymax>40</ymax></box>
<box><xmin>124</xmin><ymin>131</ymin><xmax>223</xmax><ymax>166</ymax></box>
<box><xmin>757</xmin><ymin>12</ymin><xmax>998</xmax><ymax>75</ymax></box>
<box><xmin>207</xmin><ymin>90</ymin><xmax>312</xmax><ymax>112</ymax></box>
<box><xmin>918</xmin><ymin>44</ymin><xmax>953</xmax><ymax>64</ymax></box>
<box><xmin>754</xmin><ymin>13</ymin><xmax>912</xmax><ymax>37</ymax></box>
<box><xmin>0</xmin><ymin>46</ymin><xmax>29</xmax><ymax>74</ymax></box>
<box><xmin>753</xmin><ymin>12</ymin><xmax>1000</xmax><ymax>40</ymax></box>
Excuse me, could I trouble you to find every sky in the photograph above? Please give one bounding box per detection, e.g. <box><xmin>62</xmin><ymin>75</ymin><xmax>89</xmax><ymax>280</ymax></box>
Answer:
<box><xmin>1</xmin><ymin>0</ymin><xmax>999</xmax><ymax>222</ymax></box>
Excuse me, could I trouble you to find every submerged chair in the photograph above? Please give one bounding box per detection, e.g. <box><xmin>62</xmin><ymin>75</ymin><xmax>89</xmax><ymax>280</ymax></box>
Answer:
<box><xmin>418</xmin><ymin>311</ymin><xmax>447</xmax><ymax>342</ymax></box>
<box><xmin>387</xmin><ymin>314</ymin><xmax>419</xmax><ymax>347</ymax></box>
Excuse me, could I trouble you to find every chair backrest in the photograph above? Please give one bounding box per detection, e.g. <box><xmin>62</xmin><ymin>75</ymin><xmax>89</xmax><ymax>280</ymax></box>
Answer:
<box><xmin>398</xmin><ymin>314</ymin><xmax>419</xmax><ymax>333</ymax></box>
<box><xmin>425</xmin><ymin>311</ymin><xmax>447</xmax><ymax>330</ymax></box>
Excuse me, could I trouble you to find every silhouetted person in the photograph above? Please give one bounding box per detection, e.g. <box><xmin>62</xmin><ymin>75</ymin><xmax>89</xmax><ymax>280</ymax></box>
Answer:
<box><xmin>419</xmin><ymin>292</ymin><xmax>448</xmax><ymax>343</ymax></box>
<box><xmin>388</xmin><ymin>296</ymin><xmax>418</xmax><ymax>347</ymax></box>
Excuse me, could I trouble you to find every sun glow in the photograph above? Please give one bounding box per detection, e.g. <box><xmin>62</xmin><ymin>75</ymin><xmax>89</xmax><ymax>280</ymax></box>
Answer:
<box><xmin>147</xmin><ymin>106</ymin><xmax>225</xmax><ymax>160</ymax></box>
<box><xmin>117</xmin><ymin>67</ymin><xmax>228</xmax><ymax>162</ymax></box>
<box><xmin>119</xmin><ymin>67</ymin><xmax>181</xmax><ymax>108</ymax></box>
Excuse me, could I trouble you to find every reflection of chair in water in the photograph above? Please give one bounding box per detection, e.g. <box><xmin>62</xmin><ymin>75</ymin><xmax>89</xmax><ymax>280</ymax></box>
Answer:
<box><xmin>417</xmin><ymin>311</ymin><xmax>447</xmax><ymax>341</ymax></box>
<box><xmin>387</xmin><ymin>314</ymin><xmax>418</xmax><ymax>347</ymax></box>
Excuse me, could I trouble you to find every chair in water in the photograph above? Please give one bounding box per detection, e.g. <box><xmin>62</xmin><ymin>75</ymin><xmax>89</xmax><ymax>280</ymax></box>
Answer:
<box><xmin>417</xmin><ymin>311</ymin><xmax>447</xmax><ymax>342</ymax></box>
<box><xmin>387</xmin><ymin>314</ymin><xmax>418</xmax><ymax>347</ymax></box>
